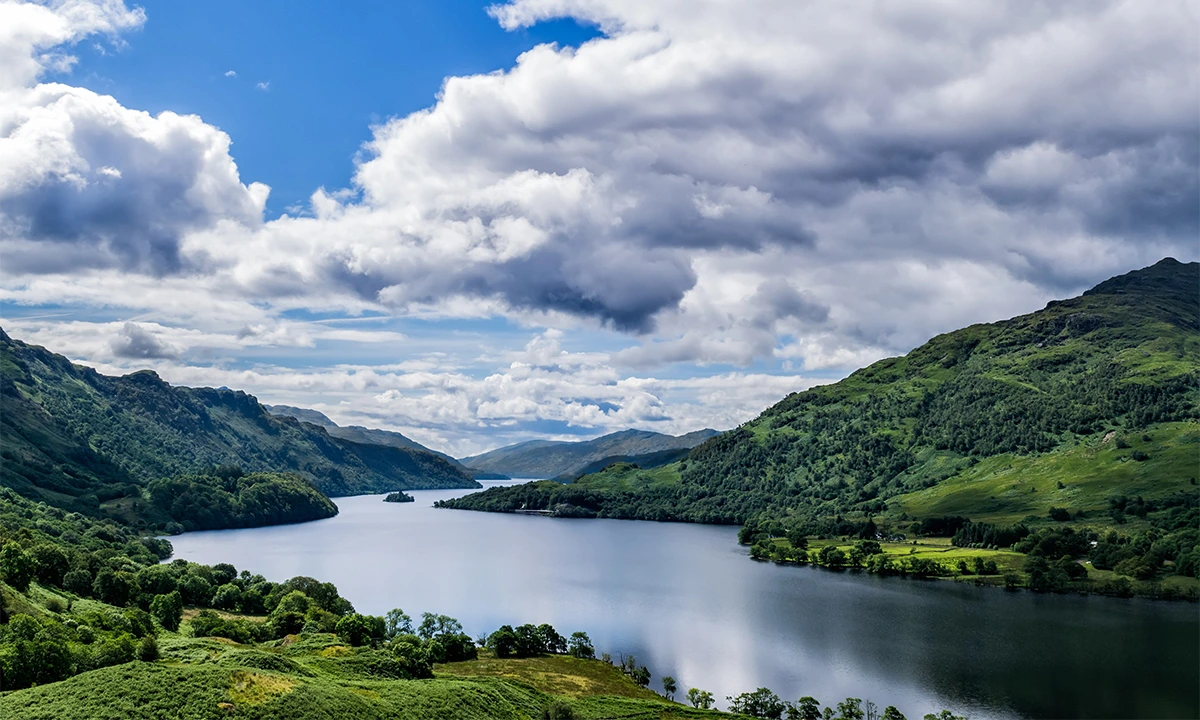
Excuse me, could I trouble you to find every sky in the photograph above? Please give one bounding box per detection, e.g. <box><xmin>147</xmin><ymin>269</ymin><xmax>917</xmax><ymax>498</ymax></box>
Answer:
<box><xmin>0</xmin><ymin>0</ymin><xmax>1197</xmax><ymax>457</ymax></box>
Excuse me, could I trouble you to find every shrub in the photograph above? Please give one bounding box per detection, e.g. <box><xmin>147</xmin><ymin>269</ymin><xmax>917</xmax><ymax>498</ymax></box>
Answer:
<box><xmin>543</xmin><ymin>700</ymin><xmax>575</xmax><ymax>720</ymax></box>
<box><xmin>138</xmin><ymin>635</ymin><xmax>159</xmax><ymax>662</ymax></box>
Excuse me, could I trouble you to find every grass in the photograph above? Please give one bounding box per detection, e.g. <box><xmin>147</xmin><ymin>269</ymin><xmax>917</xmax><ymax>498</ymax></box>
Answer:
<box><xmin>435</xmin><ymin>650</ymin><xmax>663</xmax><ymax>700</ymax></box>
<box><xmin>890</xmin><ymin>421</ymin><xmax>1199</xmax><ymax>525</ymax></box>
<box><xmin>806</xmin><ymin>537</ymin><xmax>1028</xmax><ymax>575</ymax></box>
<box><xmin>0</xmin><ymin>624</ymin><xmax>737</xmax><ymax>720</ymax></box>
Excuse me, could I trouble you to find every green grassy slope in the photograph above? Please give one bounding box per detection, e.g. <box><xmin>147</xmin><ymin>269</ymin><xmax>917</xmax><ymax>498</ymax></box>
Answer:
<box><xmin>0</xmin><ymin>629</ymin><xmax>727</xmax><ymax>720</ymax></box>
<box><xmin>0</xmin><ymin>329</ymin><xmax>479</xmax><ymax>520</ymax></box>
<box><xmin>892</xmin><ymin>422</ymin><xmax>1199</xmax><ymax>524</ymax></box>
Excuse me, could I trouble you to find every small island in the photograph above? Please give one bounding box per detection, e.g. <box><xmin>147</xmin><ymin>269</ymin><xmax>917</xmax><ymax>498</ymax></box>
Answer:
<box><xmin>384</xmin><ymin>491</ymin><xmax>415</xmax><ymax>503</ymax></box>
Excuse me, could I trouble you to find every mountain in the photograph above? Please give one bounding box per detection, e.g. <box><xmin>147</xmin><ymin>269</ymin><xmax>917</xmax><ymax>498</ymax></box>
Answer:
<box><xmin>557</xmin><ymin>447</ymin><xmax>694</xmax><ymax>481</ymax></box>
<box><xmin>265</xmin><ymin>404</ymin><xmax>453</xmax><ymax>461</ymax></box>
<box><xmin>264</xmin><ymin>405</ymin><xmax>509</xmax><ymax>479</ymax></box>
<box><xmin>441</xmin><ymin>258</ymin><xmax>1199</xmax><ymax>531</ymax></box>
<box><xmin>459</xmin><ymin>428</ymin><xmax>721</xmax><ymax>479</ymax></box>
<box><xmin>0</xmin><ymin>329</ymin><xmax>479</xmax><ymax>518</ymax></box>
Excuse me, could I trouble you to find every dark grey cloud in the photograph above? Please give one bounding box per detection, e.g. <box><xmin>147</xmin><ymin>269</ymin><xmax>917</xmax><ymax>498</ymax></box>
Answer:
<box><xmin>109</xmin><ymin>322</ymin><xmax>179</xmax><ymax>359</ymax></box>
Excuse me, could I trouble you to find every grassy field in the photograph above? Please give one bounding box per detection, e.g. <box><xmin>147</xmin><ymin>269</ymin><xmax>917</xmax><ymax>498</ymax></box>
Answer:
<box><xmin>435</xmin><ymin>650</ymin><xmax>664</xmax><ymax>700</ymax></box>
<box><xmin>805</xmin><ymin>537</ymin><xmax>1028</xmax><ymax>575</ymax></box>
<box><xmin>890</xmin><ymin>421</ymin><xmax>1199</xmax><ymax>525</ymax></box>
<box><xmin>0</xmin><ymin>616</ymin><xmax>734</xmax><ymax>720</ymax></box>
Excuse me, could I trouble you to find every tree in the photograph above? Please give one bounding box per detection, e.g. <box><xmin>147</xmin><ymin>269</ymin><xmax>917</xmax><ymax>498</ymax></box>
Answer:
<box><xmin>0</xmin><ymin>543</ymin><xmax>35</xmax><ymax>591</ymax></box>
<box><xmin>385</xmin><ymin>608</ymin><xmax>413</xmax><ymax>638</ymax></box>
<box><xmin>418</xmin><ymin>613</ymin><xmax>463</xmax><ymax>640</ymax></box>
<box><xmin>661</xmin><ymin>675</ymin><xmax>677</xmax><ymax>700</ymax></box>
<box><xmin>211</xmin><ymin>583</ymin><xmax>242</xmax><ymax>610</ymax></box>
<box><xmin>29</xmin><ymin>544</ymin><xmax>70</xmax><ymax>587</ymax></box>
<box><xmin>633</xmin><ymin>665</ymin><xmax>651</xmax><ymax>687</ymax></box>
<box><xmin>335</xmin><ymin>613</ymin><xmax>375</xmax><ymax>646</ymax></box>
<box><xmin>487</xmin><ymin>625</ymin><xmax>519</xmax><ymax>657</ymax></box>
<box><xmin>728</xmin><ymin>687</ymin><xmax>786</xmax><ymax>718</ymax></box>
<box><xmin>150</xmin><ymin>591</ymin><xmax>183</xmax><ymax>631</ymax></box>
<box><xmin>923</xmin><ymin>712</ymin><xmax>966</xmax><ymax>720</ymax></box>
<box><xmin>881</xmin><ymin>707</ymin><xmax>907</xmax><ymax>720</ymax></box>
<box><xmin>818</xmin><ymin>546</ymin><xmax>847</xmax><ymax>567</ymax></box>
<box><xmin>836</xmin><ymin>698</ymin><xmax>865</xmax><ymax>720</ymax></box>
<box><xmin>789</xmin><ymin>697</ymin><xmax>822</xmax><ymax>720</ymax></box>
<box><xmin>786</xmin><ymin>528</ymin><xmax>809</xmax><ymax>550</ymax></box>
<box><xmin>687</xmin><ymin>688</ymin><xmax>715</xmax><ymax>709</ymax></box>
<box><xmin>537</xmin><ymin>623</ymin><xmax>567</xmax><ymax>654</ymax></box>
<box><xmin>92</xmin><ymin>569</ymin><xmax>136</xmax><ymax>606</ymax></box>
<box><xmin>568</xmin><ymin>631</ymin><xmax>594</xmax><ymax>659</ymax></box>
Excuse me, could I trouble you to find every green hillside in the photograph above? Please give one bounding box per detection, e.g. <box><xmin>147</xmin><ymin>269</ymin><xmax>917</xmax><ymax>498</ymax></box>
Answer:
<box><xmin>440</xmin><ymin>259</ymin><xmax>1200</xmax><ymax>593</ymax></box>
<box><xmin>0</xmin><ymin>329</ymin><xmax>479</xmax><ymax>522</ymax></box>
<box><xmin>459</xmin><ymin>428</ymin><xmax>720</xmax><ymax>479</ymax></box>
<box><xmin>0</xmin><ymin>486</ymin><xmax>944</xmax><ymax>720</ymax></box>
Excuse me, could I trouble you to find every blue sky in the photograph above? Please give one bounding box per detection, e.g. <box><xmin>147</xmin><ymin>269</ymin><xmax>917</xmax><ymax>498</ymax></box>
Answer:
<box><xmin>60</xmin><ymin>1</ymin><xmax>601</xmax><ymax>217</ymax></box>
<box><xmin>1</xmin><ymin>1</ymin><xmax>1196</xmax><ymax>455</ymax></box>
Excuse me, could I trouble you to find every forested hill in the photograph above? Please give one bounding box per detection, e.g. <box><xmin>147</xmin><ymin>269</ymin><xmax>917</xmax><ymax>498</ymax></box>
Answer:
<box><xmin>0</xmin><ymin>329</ymin><xmax>479</xmax><ymax>517</ymax></box>
<box><xmin>441</xmin><ymin>258</ymin><xmax>1199</xmax><ymax>530</ymax></box>
<box><xmin>265</xmin><ymin>404</ymin><xmax>460</xmax><ymax>466</ymax></box>
<box><xmin>459</xmin><ymin>428</ymin><xmax>720</xmax><ymax>479</ymax></box>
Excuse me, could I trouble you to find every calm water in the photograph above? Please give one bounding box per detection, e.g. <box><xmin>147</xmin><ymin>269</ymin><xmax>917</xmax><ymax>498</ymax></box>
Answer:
<box><xmin>168</xmin><ymin>482</ymin><xmax>1199</xmax><ymax>719</ymax></box>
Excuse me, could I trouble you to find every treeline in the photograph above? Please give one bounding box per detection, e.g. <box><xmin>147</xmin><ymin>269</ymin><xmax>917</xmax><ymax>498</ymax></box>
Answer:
<box><xmin>147</xmin><ymin>466</ymin><xmax>338</xmax><ymax>532</ymax></box>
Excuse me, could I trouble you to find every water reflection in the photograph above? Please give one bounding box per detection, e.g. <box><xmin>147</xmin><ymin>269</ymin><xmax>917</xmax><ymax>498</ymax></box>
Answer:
<box><xmin>167</xmin><ymin>483</ymin><xmax>1199</xmax><ymax>719</ymax></box>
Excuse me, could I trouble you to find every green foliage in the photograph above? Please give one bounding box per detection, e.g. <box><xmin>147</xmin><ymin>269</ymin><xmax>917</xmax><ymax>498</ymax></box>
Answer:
<box><xmin>150</xmin><ymin>591</ymin><xmax>183</xmax><ymax>631</ymax></box>
<box><xmin>728</xmin><ymin>687</ymin><xmax>786</xmax><ymax>718</ymax></box>
<box><xmin>568</xmin><ymin>631</ymin><xmax>595</xmax><ymax>659</ymax></box>
<box><xmin>334</xmin><ymin>613</ymin><xmax>378</xmax><ymax>647</ymax></box>
<box><xmin>0</xmin><ymin>543</ymin><xmax>35</xmax><ymax>591</ymax></box>
<box><xmin>383</xmin><ymin>491</ymin><xmax>415</xmax><ymax>503</ymax></box>
<box><xmin>543</xmin><ymin>699</ymin><xmax>575</xmax><ymax>719</ymax></box>
<box><xmin>687</xmin><ymin>687</ymin><xmax>715</xmax><ymax>709</ymax></box>
<box><xmin>148</xmin><ymin>469</ymin><xmax>338</xmax><ymax>531</ymax></box>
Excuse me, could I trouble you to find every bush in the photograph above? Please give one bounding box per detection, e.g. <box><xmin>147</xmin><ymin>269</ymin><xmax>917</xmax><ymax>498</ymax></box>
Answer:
<box><xmin>543</xmin><ymin>700</ymin><xmax>575</xmax><ymax>720</ymax></box>
<box><xmin>0</xmin><ymin>543</ymin><xmax>36</xmax><ymax>591</ymax></box>
<box><xmin>138</xmin><ymin>635</ymin><xmax>159</xmax><ymax>661</ymax></box>
<box><xmin>335</xmin><ymin>613</ymin><xmax>376</xmax><ymax>646</ymax></box>
<box><xmin>150</xmin><ymin>591</ymin><xmax>183</xmax><ymax>631</ymax></box>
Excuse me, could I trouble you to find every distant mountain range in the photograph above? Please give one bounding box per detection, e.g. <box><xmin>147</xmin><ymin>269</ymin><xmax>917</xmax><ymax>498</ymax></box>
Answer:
<box><xmin>0</xmin><ymin>330</ymin><xmax>479</xmax><ymax>519</ymax></box>
<box><xmin>265</xmin><ymin>404</ymin><xmax>456</xmax><ymax>463</ymax></box>
<box><xmin>263</xmin><ymin>405</ymin><xmax>508</xmax><ymax>479</ymax></box>
<box><xmin>459</xmin><ymin>428</ymin><xmax>721</xmax><ymax>479</ymax></box>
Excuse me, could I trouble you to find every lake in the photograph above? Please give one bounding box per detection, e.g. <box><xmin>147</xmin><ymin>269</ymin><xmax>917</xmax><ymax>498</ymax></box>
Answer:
<box><xmin>167</xmin><ymin>482</ymin><xmax>1199</xmax><ymax>719</ymax></box>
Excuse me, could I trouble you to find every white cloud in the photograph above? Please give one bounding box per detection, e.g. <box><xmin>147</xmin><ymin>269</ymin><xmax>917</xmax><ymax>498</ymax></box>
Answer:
<box><xmin>0</xmin><ymin>0</ymin><xmax>1197</xmax><ymax>450</ymax></box>
<box><xmin>224</xmin><ymin>69</ymin><xmax>236</xmax><ymax>78</ymax></box>
<box><xmin>256</xmin><ymin>81</ymin><xmax>269</xmax><ymax>91</ymax></box>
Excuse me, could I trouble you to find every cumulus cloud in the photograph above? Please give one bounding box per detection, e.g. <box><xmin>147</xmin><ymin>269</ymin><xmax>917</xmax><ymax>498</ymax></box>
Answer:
<box><xmin>108</xmin><ymin>322</ymin><xmax>179</xmax><ymax>359</ymax></box>
<box><xmin>188</xmin><ymin>0</ymin><xmax>1194</xmax><ymax>345</ymax></box>
<box><xmin>0</xmin><ymin>1</ymin><xmax>268</xmax><ymax>275</ymax></box>
<box><xmin>1</xmin><ymin>0</ymin><xmax>1198</xmax><ymax>449</ymax></box>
